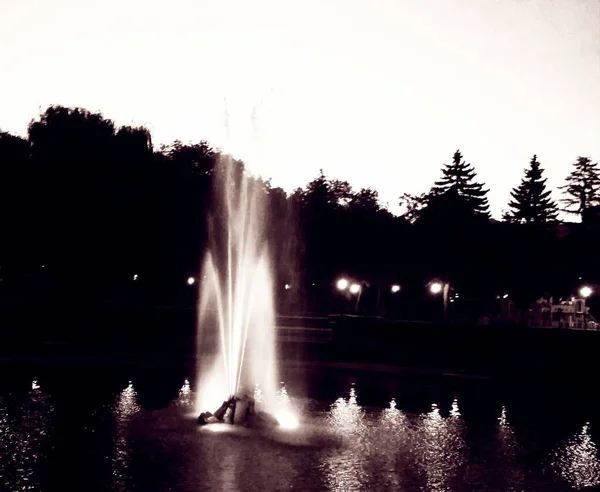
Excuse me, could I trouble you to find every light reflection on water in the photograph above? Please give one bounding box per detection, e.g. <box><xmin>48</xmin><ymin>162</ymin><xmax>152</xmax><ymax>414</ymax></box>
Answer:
<box><xmin>0</xmin><ymin>380</ymin><xmax>54</xmax><ymax>491</ymax></box>
<box><xmin>0</xmin><ymin>373</ymin><xmax>599</xmax><ymax>491</ymax></box>
<box><xmin>419</xmin><ymin>402</ymin><xmax>467</xmax><ymax>491</ymax></box>
<box><xmin>322</xmin><ymin>386</ymin><xmax>370</xmax><ymax>492</ymax></box>
<box><xmin>111</xmin><ymin>381</ymin><xmax>140</xmax><ymax>489</ymax></box>
<box><xmin>551</xmin><ymin>422</ymin><xmax>600</xmax><ymax>489</ymax></box>
<box><xmin>177</xmin><ymin>379</ymin><xmax>193</xmax><ymax>408</ymax></box>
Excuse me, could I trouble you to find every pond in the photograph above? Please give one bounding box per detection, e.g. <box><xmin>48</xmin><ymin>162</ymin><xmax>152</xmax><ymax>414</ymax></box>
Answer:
<box><xmin>0</xmin><ymin>361</ymin><xmax>599</xmax><ymax>491</ymax></box>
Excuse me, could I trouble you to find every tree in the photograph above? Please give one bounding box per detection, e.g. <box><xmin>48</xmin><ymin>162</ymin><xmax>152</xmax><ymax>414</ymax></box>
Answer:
<box><xmin>505</xmin><ymin>155</ymin><xmax>558</xmax><ymax>224</ymax></box>
<box><xmin>399</xmin><ymin>192</ymin><xmax>427</xmax><ymax>223</ymax></box>
<box><xmin>0</xmin><ymin>132</ymin><xmax>30</xmax><ymax>263</ymax></box>
<box><xmin>430</xmin><ymin>150</ymin><xmax>490</xmax><ymax>217</ymax></box>
<box><xmin>349</xmin><ymin>187</ymin><xmax>380</xmax><ymax>214</ymax></box>
<box><xmin>560</xmin><ymin>156</ymin><xmax>600</xmax><ymax>217</ymax></box>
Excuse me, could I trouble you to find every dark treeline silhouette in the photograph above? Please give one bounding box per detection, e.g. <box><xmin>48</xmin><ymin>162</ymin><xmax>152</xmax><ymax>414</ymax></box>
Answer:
<box><xmin>1</xmin><ymin>106</ymin><xmax>600</xmax><ymax>322</ymax></box>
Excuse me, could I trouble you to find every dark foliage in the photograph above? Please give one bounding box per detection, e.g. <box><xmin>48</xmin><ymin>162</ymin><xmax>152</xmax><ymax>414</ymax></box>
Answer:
<box><xmin>505</xmin><ymin>155</ymin><xmax>558</xmax><ymax>224</ymax></box>
<box><xmin>0</xmin><ymin>106</ymin><xmax>598</xmax><ymax>322</ymax></box>
<box><xmin>560</xmin><ymin>156</ymin><xmax>600</xmax><ymax>217</ymax></box>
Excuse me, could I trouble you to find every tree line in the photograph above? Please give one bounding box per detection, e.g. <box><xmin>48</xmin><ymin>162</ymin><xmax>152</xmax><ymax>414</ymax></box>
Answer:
<box><xmin>1</xmin><ymin>106</ymin><xmax>599</xmax><ymax>320</ymax></box>
<box><xmin>400</xmin><ymin>150</ymin><xmax>600</xmax><ymax>225</ymax></box>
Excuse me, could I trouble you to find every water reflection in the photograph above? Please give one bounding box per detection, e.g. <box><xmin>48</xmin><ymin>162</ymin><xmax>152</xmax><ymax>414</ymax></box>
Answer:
<box><xmin>498</xmin><ymin>405</ymin><xmax>508</xmax><ymax>426</ymax></box>
<box><xmin>2</xmin><ymin>367</ymin><xmax>599</xmax><ymax>491</ymax></box>
<box><xmin>176</xmin><ymin>379</ymin><xmax>193</xmax><ymax>407</ymax></box>
<box><xmin>112</xmin><ymin>381</ymin><xmax>140</xmax><ymax>488</ymax></box>
<box><xmin>327</xmin><ymin>386</ymin><xmax>366</xmax><ymax>436</ymax></box>
<box><xmin>419</xmin><ymin>402</ymin><xmax>466</xmax><ymax>491</ymax></box>
<box><xmin>551</xmin><ymin>422</ymin><xmax>600</xmax><ymax>488</ymax></box>
<box><xmin>450</xmin><ymin>397</ymin><xmax>460</xmax><ymax>418</ymax></box>
<box><xmin>322</xmin><ymin>386</ymin><xmax>370</xmax><ymax>491</ymax></box>
<box><xmin>274</xmin><ymin>384</ymin><xmax>299</xmax><ymax>430</ymax></box>
<box><xmin>381</xmin><ymin>398</ymin><xmax>408</xmax><ymax>431</ymax></box>
<box><xmin>492</xmin><ymin>404</ymin><xmax>525</xmax><ymax>489</ymax></box>
<box><xmin>0</xmin><ymin>380</ymin><xmax>54</xmax><ymax>491</ymax></box>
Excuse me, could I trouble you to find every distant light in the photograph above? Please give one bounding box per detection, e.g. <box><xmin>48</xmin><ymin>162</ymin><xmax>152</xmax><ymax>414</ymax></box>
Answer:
<box><xmin>349</xmin><ymin>283</ymin><xmax>361</xmax><ymax>294</ymax></box>
<box><xmin>284</xmin><ymin>283</ymin><xmax>291</xmax><ymax>290</ymax></box>
<box><xmin>503</xmin><ymin>293</ymin><xmax>509</xmax><ymax>299</ymax></box>
<box><xmin>133</xmin><ymin>274</ymin><xmax>138</xmax><ymax>281</ymax></box>
<box><xmin>187</xmin><ymin>277</ymin><xmax>195</xmax><ymax>285</ymax></box>
<box><xmin>580</xmin><ymin>286</ymin><xmax>593</xmax><ymax>298</ymax></box>
<box><xmin>336</xmin><ymin>278</ymin><xmax>349</xmax><ymax>290</ymax></box>
<box><xmin>430</xmin><ymin>282</ymin><xmax>442</xmax><ymax>294</ymax></box>
<box><xmin>391</xmin><ymin>285</ymin><xmax>401</xmax><ymax>293</ymax></box>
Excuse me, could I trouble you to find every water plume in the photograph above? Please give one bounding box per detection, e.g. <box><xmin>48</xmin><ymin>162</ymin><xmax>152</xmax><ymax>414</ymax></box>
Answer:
<box><xmin>195</xmin><ymin>151</ymin><xmax>278</xmax><ymax>414</ymax></box>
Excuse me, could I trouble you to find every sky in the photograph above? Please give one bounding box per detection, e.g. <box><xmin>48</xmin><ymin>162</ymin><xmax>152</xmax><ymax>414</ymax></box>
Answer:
<box><xmin>1</xmin><ymin>0</ymin><xmax>599</xmax><ymax>218</ymax></box>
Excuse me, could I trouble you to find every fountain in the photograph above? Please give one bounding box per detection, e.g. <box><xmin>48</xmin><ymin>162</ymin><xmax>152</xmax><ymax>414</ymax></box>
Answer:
<box><xmin>194</xmin><ymin>145</ymin><xmax>282</xmax><ymax>428</ymax></box>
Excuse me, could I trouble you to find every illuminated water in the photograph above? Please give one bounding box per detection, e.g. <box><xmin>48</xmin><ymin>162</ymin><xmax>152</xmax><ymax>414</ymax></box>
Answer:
<box><xmin>195</xmin><ymin>152</ymin><xmax>279</xmax><ymax>414</ymax></box>
<box><xmin>1</xmin><ymin>365</ymin><xmax>599</xmax><ymax>491</ymax></box>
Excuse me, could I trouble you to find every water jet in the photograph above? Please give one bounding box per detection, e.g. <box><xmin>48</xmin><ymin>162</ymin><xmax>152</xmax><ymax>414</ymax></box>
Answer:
<box><xmin>194</xmin><ymin>138</ymin><xmax>291</xmax><ymax>428</ymax></box>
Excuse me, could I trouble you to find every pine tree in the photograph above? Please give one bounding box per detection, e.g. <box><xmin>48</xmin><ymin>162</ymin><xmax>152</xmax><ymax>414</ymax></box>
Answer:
<box><xmin>430</xmin><ymin>150</ymin><xmax>490</xmax><ymax>216</ymax></box>
<box><xmin>560</xmin><ymin>156</ymin><xmax>600</xmax><ymax>217</ymax></box>
<box><xmin>505</xmin><ymin>155</ymin><xmax>558</xmax><ymax>224</ymax></box>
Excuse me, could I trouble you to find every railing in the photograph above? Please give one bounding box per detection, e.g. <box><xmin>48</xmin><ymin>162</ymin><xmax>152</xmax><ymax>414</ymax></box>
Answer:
<box><xmin>275</xmin><ymin>326</ymin><xmax>333</xmax><ymax>343</ymax></box>
<box><xmin>529</xmin><ymin>320</ymin><xmax>599</xmax><ymax>331</ymax></box>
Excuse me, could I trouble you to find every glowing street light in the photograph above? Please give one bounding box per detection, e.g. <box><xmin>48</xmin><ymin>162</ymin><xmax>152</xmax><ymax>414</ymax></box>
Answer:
<box><xmin>391</xmin><ymin>285</ymin><xmax>401</xmax><ymax>293</ymax></box>
<box><xmin>337</xmin><ymin>278</ymin><xmax>349</xmax><ymax>291</ymax></box>
<box><xmin>429</xmin><ymin>280</ymin><xmax>450</xmax><ymax>322</ymax></box>
<box><xmin>284</xmin><ymin>283</ymin><xmax>291</xmax><ymax>290</ymax></box>
<box><xmin>187</xmin><ymin>277</ymin><xmax>195</xmax><ymax>285</ymax></box>
<box><xmin>430</xmin><ymin>282</ymin><xmax>443</xmax><ymax>294</ymax></box>
<box><xmin>133</xmin><ymin>274</ymin><xmax>138</xmax><ymax>281</ymax></box>
<box><xmin>579</xmin><ymin>286</ymin><xmax>593</xmax><ymax>298</ymax></box>
<box><xmin>349</xmin><ymin>283</ymin><xmax>361</xmax><ymax>294</ymax></box>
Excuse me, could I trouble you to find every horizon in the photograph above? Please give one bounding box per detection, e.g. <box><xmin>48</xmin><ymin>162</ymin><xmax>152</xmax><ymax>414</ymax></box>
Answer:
<box><xmin>1</xmin><ymin>0</ymin><xmax>599</xmax><ymax>218</ymax></box>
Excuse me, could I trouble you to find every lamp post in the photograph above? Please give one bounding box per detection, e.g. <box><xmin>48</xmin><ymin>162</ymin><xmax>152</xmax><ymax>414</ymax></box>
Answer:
<box><xmin>336</xmin><ymin>277</ymin><xmax>363</xmax><ymax>314</ymax></box>
<box><xmin>349</xmin><ymin>283</ymin><xmax>362</xmax><ymax>313</ymax></box>
<box><xmin>430</xmin><ymin>281</ymin><xmax>450</xmax><ymax>322</ymax></box>
<box><xmin>579</xmin><ymin>285</ymin><xmax>593</xmax><ymax>329</ymax></box>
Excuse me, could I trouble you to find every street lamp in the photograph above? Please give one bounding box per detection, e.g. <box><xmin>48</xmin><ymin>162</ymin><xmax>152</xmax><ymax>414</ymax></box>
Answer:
<box><xmin>187</xmin><ymin>277</ymin><xmax>195</xmax><ymax>286</ymax></box>
<box><xmin>349</xmin><ymin>283</ymin><xmax>361</xmax><ymax>294</ymax></box>
<box><xmin>430</xmin><ymin>282</ymin><xmax>442</xmax><ymax>294</ymax></box>
<box><xmin>336</xmin><ymin>278</ymin><xmax>349</xmax><ymax>291</ymax></box>
<box><xmin>391</xmin><ymin>285</ymin><xmax>401</xmax><ymax>293</ymax></box>
<box><xmin>579</xmin><ymin>286</ymin><xmax>593</xmax><ymax>298</ymax></box>
<box><xmin>429</xmin><ymin>280</ymin><xmax>450</xmax><ymax>322</ymax></box>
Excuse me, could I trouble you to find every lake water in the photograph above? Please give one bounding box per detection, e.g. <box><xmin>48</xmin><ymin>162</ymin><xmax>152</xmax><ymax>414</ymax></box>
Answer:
<box><xmin>0</xmin><ymin>361</ymin><xmax>599</xmax><ymax>491</ymax></box>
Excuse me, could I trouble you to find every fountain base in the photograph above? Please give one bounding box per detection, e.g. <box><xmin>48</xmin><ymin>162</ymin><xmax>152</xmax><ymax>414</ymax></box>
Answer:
<box><xmin>197</xmin><ymin>394</ymin><xmax>279</xmax><ymax>428</ymax></box>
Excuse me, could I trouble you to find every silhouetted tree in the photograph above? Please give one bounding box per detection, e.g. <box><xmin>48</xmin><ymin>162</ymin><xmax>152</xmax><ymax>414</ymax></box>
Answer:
<box><xmin>430</xmin><ymin>150</ymin><xmax>490</xmax><ymax>217</ymax></box>
<box><xmin>1</xmin><ymin>104</ymin><xmax>599</xmax><ymax>323</ymax></box>
<box><xmin>560</xmin><ymin>156</ymin><xmax>600</xmax><ymax>217</ymax></box>
<box><xmin>349</xmin><ymin>187</ymin><xmax>380</xmax><ymax>214</ymax></box>
<box><xmin>0</xmin><ymin>131</ymin><xmax>30</xmax><ymax>265</ymax></box>
<box><xmin>398</xmin><ymin>192</ymin><xmax>427</xmax><ymax>223</ymax></box>
<box><xmin>505</xmin><ymin>155</ymin><xmax>558</xmax><ymax>224</ymax></box>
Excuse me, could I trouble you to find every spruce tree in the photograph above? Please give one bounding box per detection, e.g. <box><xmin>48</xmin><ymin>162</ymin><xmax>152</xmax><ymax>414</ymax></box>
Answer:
<box><xmin>560</xmin><ymin>156</ymin><xmax>600</xmax><ymax>217</ymax></box>
<box><xmin>505</xmin><ymin>155</ymin><xmax>558</xmax><ymax>224</ymax></box>
<box><xmin>430</xmin><ymin>150</ymin><xmax>490</xmax><ymax>217</ymax></box>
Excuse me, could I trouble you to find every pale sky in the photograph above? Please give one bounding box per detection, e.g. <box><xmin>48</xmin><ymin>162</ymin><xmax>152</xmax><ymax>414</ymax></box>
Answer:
<box><xmin>1</xmin><ymin>0</ymin><xmax>599</xmax><ymax>217</ymax></box>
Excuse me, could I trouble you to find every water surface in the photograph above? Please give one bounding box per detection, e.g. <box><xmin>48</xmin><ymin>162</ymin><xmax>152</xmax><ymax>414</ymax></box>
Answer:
<box><xmin>0</xmin><ymin>363</ymin><xmax>599</xmax><ymax>491</ymax></box>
